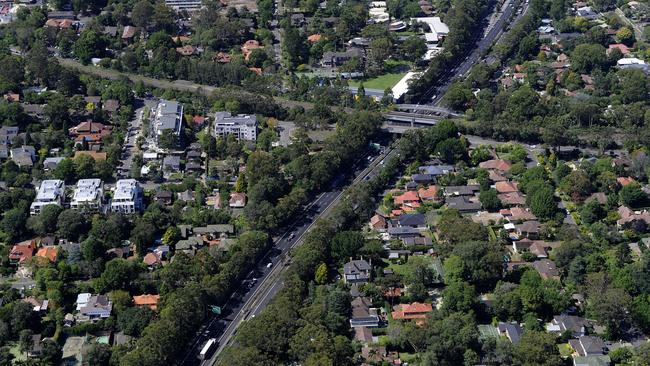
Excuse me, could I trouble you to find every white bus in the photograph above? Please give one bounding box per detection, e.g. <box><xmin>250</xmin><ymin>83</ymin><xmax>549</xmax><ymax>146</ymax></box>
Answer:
<box><xmin>199</xmin><ymin>338</ymin><xmax>217</xmax><ymax>360</ymax></box>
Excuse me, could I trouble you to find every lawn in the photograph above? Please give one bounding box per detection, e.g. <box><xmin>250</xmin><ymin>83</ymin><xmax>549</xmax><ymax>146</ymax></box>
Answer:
<box><xmin>348</xmin><ymin>72</ymin><xmax>407</xmax><ymax>90</ymax></box>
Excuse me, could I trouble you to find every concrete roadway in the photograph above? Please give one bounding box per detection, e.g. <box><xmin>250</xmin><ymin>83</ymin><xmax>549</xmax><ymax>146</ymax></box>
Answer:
<box><xmin>177</xmin><ymin>148</ymin><xmax>397</xmax><ymax>366</ymax></box>
<box><xmin>428</xmin><ymin>0</ymin><xmax>526</xmax><ymax>106</ymax></box>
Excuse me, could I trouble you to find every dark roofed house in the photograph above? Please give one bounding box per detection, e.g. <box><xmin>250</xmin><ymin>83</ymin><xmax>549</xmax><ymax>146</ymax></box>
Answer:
<box><xmin>344</xmin><ymin>259</ymin><xmax>371</xmax><ymax>284</ymax></box>
<box><xmin>396</xmin><ymin>213</ymin><xmax>427</xmax><ymax>229</ymax></box>
<box><xmin>154</xmin><ymin>190</ymin><xmax>173</xmax><ymax>205</ymax></box>
<box><xmin>350</xmin><ymin>297</ymin><xmax>380</xmax><ymax>328</ymax></box>
<box><xmin>569</xmin><ymin>336</ymin><xmax>607</xmax><ymax>356</ymax></box>
<box><xmin>547</xmin><ymin>315</ymin><xmax>592</xmax><ymax>337</ymax></box>
<box><xmin>321</xmin><ymin>48</ymin><xmax>363</xmax><ymax>67</ymax></box>
<box><xmin>103</xmin><ymin>99</ymin><xmax>120</xmax><ymax>113</ymax></box>
<box><xmin>443</xmin><ymin>185</ymin><xmax>480</xmax><ymax>197</ymax></box>
<box><xmin>497</xmin><ymin>322</ymin><xmax>523</xmax><ymax>344</ymax></box>
<box><xmin>532</xmin><ymin>259</ymin><xmax>559</xmax><ymax>280</ymax></box>
<box><xmin>516</xmin><ymin>220</ymin><xmax>541</xmax><ymax>239</ymax></box>
<box><xmin>387</xmin><ymin>226</ymin><xmax>422</xmax><ymax>238</ymax></box>
<box><xmin>446</xmin><ymin>196</ymin><xmax>482</xmax><ymax>213</ymax></box>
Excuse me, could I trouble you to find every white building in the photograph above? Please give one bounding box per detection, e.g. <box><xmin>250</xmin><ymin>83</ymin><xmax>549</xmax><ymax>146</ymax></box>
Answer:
<box><xmin>30</xmin><ymin>180</ymin><xmax>66</xmax><ymax>215</ymax></box>
<box><xmin>212</xmin><ymin>112</ymin><xmax>258</xmax><ymax>141</ymax></box>
<box><xmin>165</xmin><ymin>0</ymin><xmax>204</xmax><ymax>11</ymax></box>
<box><xmin>412</xmin><ymin>17</ymin><xmax>449</xmax><ymax>46</ymax></box>
<box><xmin>71</xmin><ymin>179</ymin><xmax>103</xmax><ymax>211</ymax></box>
<box><xmin>152</xmin><ymin>100</ymin><xmax>183</xmax><ymax>146</ymax></box>
<box><xmin>111</xmin><ymin>179</ymin><xmax>143</xmax><ymax>214</ymax></box>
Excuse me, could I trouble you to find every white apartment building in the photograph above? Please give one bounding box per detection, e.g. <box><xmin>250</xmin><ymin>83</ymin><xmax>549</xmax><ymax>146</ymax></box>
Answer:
<box><xmin>212</xmin><ymin>112</ymin><xmax>257</xmax><ymax>141</ymax></box>
<box><xmin>111</xmin><ymin>179</ymin><xmax>143</xmax><ymax>214</ymax></box>
<box><xmin>165</xmin><ymin>0</ymin><xmax>204</xmax><ymax>11</ymax></box>
<box><xmin>30</xmin><ymin>180</ymin><xmax>65</xmax><ymax>215</ymax></box>
<box><xmin>71</xmin><ymin>179</ymin><xmax>103</xmax><ymax>212</ymax></box>
<box><xmin>152</xmin><ymin>100</ymin><xmax>183</xmax><ymax>146</ymax></box>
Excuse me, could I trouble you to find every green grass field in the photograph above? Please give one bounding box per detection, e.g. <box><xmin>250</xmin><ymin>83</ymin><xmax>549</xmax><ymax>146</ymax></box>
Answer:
<box><xmin>348</xmin><ymin>72</ymin><xmax>407</xmax><ymax>90</ymax></box>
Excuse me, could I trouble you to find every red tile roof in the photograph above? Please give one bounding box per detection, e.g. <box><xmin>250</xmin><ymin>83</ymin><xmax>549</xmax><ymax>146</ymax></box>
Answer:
<box><xmin>133</xmin><ymin>294</ymin><xmax>160</xmax><ymax>311</ymax></box>
<box><xmin>391</xmin><ymin>302</ymin><xmax>433</xmax><ymax>320</ymax></box>
<box><xmin>479</xmin><ymin>159</ymin><xmax>512</xmax><ymax>172</ymax></box>
<box><xmin>35</xmin><ymin>247</ymin><xmax>58</xmax><ymax>262</ymax></box>
<box><xmin>394</xmin><ymin>191</ymin><xmax>420</xmax><ymax>205</ymax></box>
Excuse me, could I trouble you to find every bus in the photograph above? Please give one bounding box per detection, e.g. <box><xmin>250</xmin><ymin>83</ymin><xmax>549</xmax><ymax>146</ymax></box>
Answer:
<box><xmin>199</xmin><ymin>338</ymin><xmax>218</xmax><ymax>360</ymax></box>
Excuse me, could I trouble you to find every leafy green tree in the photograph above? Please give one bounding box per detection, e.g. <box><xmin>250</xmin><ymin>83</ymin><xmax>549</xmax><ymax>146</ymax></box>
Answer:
<box><xmin>73</xmin><ymin>30</ymin><xmax>107</xmax><ymax>64</ymax></box>
<box><xmin>615</xmin><ymin>27</ymin><xmax>634</xmax><ymax>46</ymax></box>
<box><xmin>315</xmin><ymin>263</ymin><xmax>327</xmax><ymax>284</ymax></box>
<box><xmin>527</xmin><ymin>184</ymin><xmax>556</xmax><ymax>220</ymax></box>
<box><xmin>400</xmin><ymin>36</ymin><xmax>427</xmax><ymax>62</ymax></box>
<box><xmin>479</xmin><ymin>188</ymin><xmax>501</xmax><ymax>211</ymax></box>
<box><xmin>619</xmin><ymin>183</ymin><xmax>645</xmax><ymax>207</ymax></box>
<box><xmin>27</xmin><ymin>204</ymin><xmax>62</xmax><ymax>236</ymax></box>
<box><xmin>118</xmin><ymin>306</ymin><xmax>154</xmax><ymax>337</ymax></box>
<box><xmin>330</xmin><ymin>231</ymin><xmax>364</xmax><ymax>262</ymax></box>
<box><xmin>514</xmin><ymin>331</ymin><xmax>562</xmax><ymax>366</ymax></box>
<box><xmin>18</xmin><ymin>329</ymin><xmax>33</xmax><ymax>356</ymax></box>
<box><xmin>132</xmin><ymin>1</ymin><xmax>154</xmax><ymax>28</ymax></box>
<box><xmin>441</xmin><ymin>280</ymin><xmax>478</xmax><ymax>313</ymax></box>
<box><xmin>580</xmin><ymin>200</ymin><xmax>605</xmax><ymax>225</ymax></box>
<box><xmin>444</xmin><ymin>83</ymin><xmax>474</xmax><ymax>111</ymax></box>
<box><xmin>84</xmin><ymin>343</ymin><xmax>110</xmax><ymax>366</ymax></box>
<box><xmin>57</xmin><ymin>209</ymin><xmax>87</xmax><ymax>241</ymax></box>
<box><xmin>570</xmin><ymin>44</ymin><xmax>608</xmax><ymax>74</ymax></box>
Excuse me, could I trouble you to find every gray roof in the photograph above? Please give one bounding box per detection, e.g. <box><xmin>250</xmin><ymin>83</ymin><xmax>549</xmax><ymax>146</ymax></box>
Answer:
<box><xmin>446</xmin><ymin>196</ymin><xmax>481</xmax><ymax>212</ymax></box>
<box><xmin>387</xmin><ymin>226</ymin><xmax>421</xmax><ymax>237</ymax></box>
<box><xmin>419</xmin><ymin>165</ymin><xmax>454</xmax><ymax>175</ymax></box>
<box><xmin>497</xmin><ymin>322</ymin><xmax>523</xmax><ymax>344</ymax></box>
<box><xmin>444</xmin><ymin>185</ymin><xmax>480</xmax><ymax>196</ymax></box>
<box><xmin>162</xmin><ymin>155</ymin><xmax>180</xmax><ymax>168</ymax></box>
<box><xmin>397</xmin><ymin>213</ymin><xmax>426</xmax><ymax>227</ymax></box>
<box><xmin>344</xmin><ymin>259</ymin><xmax>371</xmax><ymax>276</ymax></box>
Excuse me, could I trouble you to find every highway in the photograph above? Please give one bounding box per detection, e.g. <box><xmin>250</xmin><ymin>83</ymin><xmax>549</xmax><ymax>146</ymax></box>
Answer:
<box><xmin>177</xmin><ymin>147</ymin><xmax>397</xmax><ymax>366</ymax></box>
<box><xmin>425</xmin><ymin>0</ymin><xmax>526</xmax><ymax>105</ymax></box>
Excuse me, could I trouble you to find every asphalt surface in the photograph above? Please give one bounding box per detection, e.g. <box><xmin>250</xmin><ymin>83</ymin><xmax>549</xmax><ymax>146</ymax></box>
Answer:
<box><xmin>427</xmin><ymin>0</ymin><xmax>526</xmax><ymax>106</ymax></box>
<box><xmin>177</xmin><ymin>148</ymin><xmax>397</xmax><ymax>366</ymax></box>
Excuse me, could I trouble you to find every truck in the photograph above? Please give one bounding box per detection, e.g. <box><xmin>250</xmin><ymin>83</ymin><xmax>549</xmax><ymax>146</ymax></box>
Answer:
<box><xmin>199</xmin><ymin>338</ymin><xmax>218</xmax><ymax>360</ymax></box>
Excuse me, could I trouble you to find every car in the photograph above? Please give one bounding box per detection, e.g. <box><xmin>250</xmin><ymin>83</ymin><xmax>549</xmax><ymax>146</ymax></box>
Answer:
<box><xmin>266</xmin><ymin>262</ymin><xmax>273</xmax><ymax>268</ymax></box>
<box><xmin>288</xmin><ymin>232</ymin><xmax>295</xmax><ymax>240</ymax></box>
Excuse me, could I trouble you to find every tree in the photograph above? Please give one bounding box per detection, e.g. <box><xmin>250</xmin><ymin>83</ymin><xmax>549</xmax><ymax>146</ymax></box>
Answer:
<box><xmin>19</xmin><ymin>329</ymin><xmax>33</xmax><ymax>356</ymax></box>
<box><xmin>619</xmin><ymin>183</ymin><xmax>645</xmax><ymax>207</ymax></box>
<box><xmin>615</xmin><ymin>27</ymin><xmax>634</xmax><ymax>46</ymax></box>
<box><xmin>570</xmin><ymin>44</ymin><xmax>608</xmax><ymax>74</ymax></box>
<box><xmin>580</xmin><ymin>200</ymin><xmax>605</xmax><ymax>225</ymax></box>
<box><xmin>57</xmin><ymin>209</ymin><xmax>87</xmax><ymax>241</ymax></box>
<box><xmin>162</xmin><ymin>226</ymin><xmax>181</xmax><ymax>246</ymax></box>
<box><xmin>73</xmin><ymin>30</ymin><xmax>107</xmax><ymax>64</ymax></box>
<box><xmin>514</xmin><ymin>331</ymin><xmax>563</xmax><ymax>366</ymax></box>
<box><xmin>400</xmin><ymin>36</ymin><xmax>427</xmax><ymax>62</ymax></box>
<box><xmin>132</xmin><ymin>0</ymin><xmax>154</xmax><ymax>28</ymax></box>
<box><xmin>315</xmin><ymin>263</ymin><xmax>327</xmax><ymax>284</ymax></box>
<box><xmin>39</xmin><ymin>339</ymin><xmax>62</xmax><ymax>365</ymax></box>
<box><xmin>27</xmin><ymin>204</ymin><xmax>62</xmax><ymax>236</ymax></box>
<box><xmin>95</xmin><ymin>258</ymin><xmax>141</xmax><ymax>292</ymax></box>
<box><xmin>330</xmin><ymin>231</ymin><xmax>364</xmax><ymax>262</ymax></box>
<box><xmin>84</xmin><ymin>343</ymin><xmax>110</xmax><ymax>366</ymax></box>
<box><xmin>118</xmin><ymin>306</ymin><xmax>154</xmax><ymax>337</ymax></box>
<box><xmin>444</xmin><ymin>83</ymin><xmax>474</xmax><ymax>111</ymax></box>
<box><xmin>479</xmin><ymin>188</ymin><xmax>501</xmax><ymax>211</ymax></box>
<box><xmin>441</xmin><ymin>280</ymin><xmax>478</xmax><ymax>313</ymax></box>
<box><xmin>560</xmin><ymin>170</ymin><xmax>593</xmax><ymax>202</ymax></box>
<box><xmin>527</xmin><ymin>184</ymin><xmax>556</xmax><ymax>220</ymax></box>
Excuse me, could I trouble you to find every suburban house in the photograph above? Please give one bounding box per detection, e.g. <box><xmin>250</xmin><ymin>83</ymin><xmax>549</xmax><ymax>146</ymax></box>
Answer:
<box><xmin>393</xmin><ymin>213</ymin><xmax>427</xmax><ymax>229</ymax></box>
<box><xmin>479</xmin><ymin>159</ymin><xmax>512</xmax><ymax>172</ymax></box>
<box><xmin>516</xmin><ymin>220</ymin><xmax>541</xmax><ymax>239</ymax></box>
<box><xmin>443</xmin><ymin>185</ymin><xmax>480</xmax><ymax>197</ymax></box>
<box><xmin>70</xmin><ymin>179</ymin><xmax>103</xmax><ymax>212</ymax></box>
<box><xmin>9</xmin><ymin>239</ymin><xmax>36</xmax><ymax>264</ymax></box>
<box><xmin>568</xmin><ymin>336</ymin><xmax>607</xmax><ymax>356</ymax></box>
<box><xmin>418</xmin><ymin>185</ymin><xmax>441</xmax><ymax>202</ymax></box>
<box><xmin>229</xmin><ymin>192</ymin><xmax>247</xmax><ymax>208</ymax></box>
<box><xmin>446</xmin><ymin>196</ymin><xmax>482</xmax><ymax>213</ymax></box>
<box><xmin>532</xmin><ymin>259</ymin><xmax>560</xmax><ymax>280</ymax></box>
<box><xmin>391</xmin><ymin>302</ymin><xmax>433</xmax><ymax>321</ymax></box>
<box><xmin>616</xmin><ymin>206</ymin><xmax>650</xmax><ymax>228</ymax></box>
<box><xmin>546</xmin><ymin>315</ymin><xmax>592</xmax><ymax>337</ymax></box>
<box><xmin>344</xmin><ymin>259</ymin><xmax>372</xmax><ymax>283</ymax></box>
<box><xmin>321</xmin><ymin>48</ymin><xmax>363</xmax><ymax>67</ymax></box>
<box><xmin>10</xmin><ymin>145</ymin><xmax>36</xmax><ymax>167</ymax></box>
<box><xmin>350</xmin><ymin>297</ymin><xmax>380</xmax><ymax>328</ymax></box>
<box><xmin>497</xmin><ymin>322</ymin><xmax>523</xmax><ymax>344</ymax></box>
<box><xmin>35</xmin><ymin>246</ymin><xmax>58</xmax><ymax>263</ymax></box>
<box><xmin>370</xmin><ymin>214</ymin><xmax>388</xmax><ymax>231</ymax></box>
<box><xmin>133</xmin><ymin>294</ymin><xmax>160</xmax><ymax>311</ymax></box>
<box><xmin>76</xmin><ymin>293</ymin><xmax>113</xmax><ymax>321</ymax></box>
<box><xmin>162</xmin><ymin>155</ymin><xmax>181</xmax><ymax>172</ymax></box>
<box><xmin>212</xmin><ymin>112</ymin><xmax>258</xmax><ymax>141</ymax></box>
<box><xmin>30</xmin><ymin>180</ymin><xmax>65</xmax><ymax>215</ymax></box>
<box><xmin>111</xmin><ymin>179</ymin><xmax>143</xmax><ymax>214</ymax></box>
